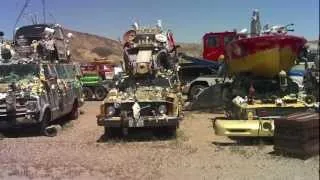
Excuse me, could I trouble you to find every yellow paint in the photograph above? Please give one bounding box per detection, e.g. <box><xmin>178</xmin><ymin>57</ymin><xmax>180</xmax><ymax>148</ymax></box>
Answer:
<box><xmin>228</xmin><ymin>47</ymin><xmax>296</xmax><ymax>77</ymax></box>
<box><xmin>214</xmin><ymin>119</ymin><xmax>274</xmax><ymax>137</ymax></box>
<box><xmin>236</xmin><ymin>101</ymin><xmax>306</xmax><ymax>109</ymax></box>
<box><xmin>247</xmin><ymin>111</ymin><xmax>254</xmax><ymax>120</ymax></box>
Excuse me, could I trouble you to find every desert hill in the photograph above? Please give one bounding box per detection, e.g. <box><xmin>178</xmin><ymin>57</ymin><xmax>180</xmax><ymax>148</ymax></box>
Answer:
<box><xmin>63</xmin><ymin>29</ymin><xmax>202</xmax><ymax>63</ymax></box>
<box><xmin>64</xmin><ymin>29</ymin><xmax>317</xmax><ymax>63</ymax></box>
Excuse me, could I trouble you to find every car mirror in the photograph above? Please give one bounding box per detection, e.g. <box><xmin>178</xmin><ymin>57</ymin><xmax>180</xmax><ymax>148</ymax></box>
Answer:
<box><xmin>0</xmin><ymin>31</ymin><xmax>4</xmax><ymax>37</ymax></box>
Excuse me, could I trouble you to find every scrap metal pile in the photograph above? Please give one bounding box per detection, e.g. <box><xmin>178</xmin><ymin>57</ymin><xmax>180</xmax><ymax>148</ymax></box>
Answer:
<box><xmin>211</xmin><ymin>10</ymin><xmax>319</xmax><ymax>140</ymax></box>
<box><xmin>0</xmin><ymin>5</ymin><xmax>319</xmax><ymax>160</ymax></box>
<box><xmin>1</xmin><ymin>24</ymin><xmax>73</xmax><ymax>64</ymax></box>
<box><xmin>274</xmin><ymin>111</ymin><xmax>319</xmax><ymax>159</ymax></box>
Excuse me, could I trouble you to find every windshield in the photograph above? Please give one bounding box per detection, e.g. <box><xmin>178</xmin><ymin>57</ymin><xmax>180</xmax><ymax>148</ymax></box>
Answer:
<box><xmin>0</xmin><ymin>64</ymin><xmax>40</xmax><ymax>84</ymax></box>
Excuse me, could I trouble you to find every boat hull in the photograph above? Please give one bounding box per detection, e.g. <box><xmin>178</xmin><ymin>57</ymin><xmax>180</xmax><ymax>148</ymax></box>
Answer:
<box><xmin>225</xmin><ymin>35</ymin><xmax>307</xmax><ymax>77</ymax></box>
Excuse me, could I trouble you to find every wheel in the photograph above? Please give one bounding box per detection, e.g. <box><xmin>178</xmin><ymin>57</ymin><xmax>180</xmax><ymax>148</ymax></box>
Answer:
<box><xmin>188</xmin><ymin>84</ymin><xmax>208</xmax><ymax>100</ymax></box>
<box><xmin>68</xmin><ymin>101</ymin><xmax>79</xmax><ymax>120</ymax></box>
<box><xmin>104</xmin><ymin>127</ymin><xmax>123</xmax><ymax>138</ymax></box>
<box><xmin>94</xmin><ymin>86</ymin><xmax>107</xmax><ymax>101</ymax></box>
<box><xmin>39</xmin><ymin>110</ymin><xmax>53</xmax><ymax>137</ymax></box>
<box><xmin>82</xmin><ymin>87</ymin><xmax>94</xmax><ymax>100</ymax></box>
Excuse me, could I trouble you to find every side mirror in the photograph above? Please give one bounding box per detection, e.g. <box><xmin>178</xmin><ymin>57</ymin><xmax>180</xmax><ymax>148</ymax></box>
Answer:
<box><xmin>0</xmin><ymin>31</ymin><xmax>4</xmax><ymax>37</ymax></box>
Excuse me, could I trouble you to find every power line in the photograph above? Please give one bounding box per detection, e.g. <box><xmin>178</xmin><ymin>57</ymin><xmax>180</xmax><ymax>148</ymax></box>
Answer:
<box><xmin>13</xmin><ymin>0</ymin><xmax>31</xmax><ymax>38</ymax></box>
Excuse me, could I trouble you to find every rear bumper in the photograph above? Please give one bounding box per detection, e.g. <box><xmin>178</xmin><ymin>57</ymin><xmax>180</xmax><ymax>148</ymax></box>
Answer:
<box><xmin>212</xmin><ymin>117</ymin><xmax>274</xmax><ymax>137</ymax></box>
<box><xmin>97</xmin><ymin>115</ymin><xmax>180</xmax><ymax>128</ymax></box>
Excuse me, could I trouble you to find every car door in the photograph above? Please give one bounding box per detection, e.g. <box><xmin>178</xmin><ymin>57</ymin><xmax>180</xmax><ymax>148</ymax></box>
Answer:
<box><xmin>62</xmin><ymin>64</ymin><xmax>77</xmax><ymax>112</ymax></box>
<box><xmin>42</xmin><ymin>64</ymin><xmax>60</xmax><ymax>119</ymax></box>
<box><xmin>54</xmin><ymin>64</ymin><xmax>71</xmax><ymax>114</ymax></box>
<box><xmin>63</xmin><ymin>64</ymin><xmax>77</xmax><ymax>104</ymax></box>
<box><xmin>53</xmin><ymin>27</ymin><xmax>66</xmax><ymax>60</ymax></box>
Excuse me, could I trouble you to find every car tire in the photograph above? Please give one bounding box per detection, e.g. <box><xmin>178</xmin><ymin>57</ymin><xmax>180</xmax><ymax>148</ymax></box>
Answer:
<box><xmin>94</xmin><ymin>86</ymin><xmax>107</xmax><ymax>101</ymax></box>
<box><xmin>104</xmin><ymin>127</ymin><xmax>122</xmax><ymax>138</ymax></box>
<box><xmin>82</xmin><ymin>87</ymin><xmax>94</xmax><ymax>100</ymax></box>
<box><xmin>68</xmin><ymin>102</ymin><xmax>79</xmax><ymax>120</ymax></box>
<box><xmin>39</xmin><ymin>110</ymin><xmax>51</xmax><ymax>136</ymax></box>
<box><xmin>189</xmin><ymin>84</ymin><xmax>208</xmax><ymax>100</ymax></box>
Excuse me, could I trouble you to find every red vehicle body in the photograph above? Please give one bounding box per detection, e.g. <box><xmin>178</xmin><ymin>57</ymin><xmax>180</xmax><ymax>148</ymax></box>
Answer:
<box><xmin>202</xmin><ymin>31</ymin><xmax>247</xmax><ymax>61</ymax></box>
<box><xmin>80</xmin><ymin>61</ymin><xmax>115</xmax><ymax>80</ymax></box>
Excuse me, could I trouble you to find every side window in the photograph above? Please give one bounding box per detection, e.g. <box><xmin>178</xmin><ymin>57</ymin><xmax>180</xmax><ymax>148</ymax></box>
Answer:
<box><xmin>43</xmin><ymin>64</ymin><xmax>57</xmax><ymax>79</ymax></box>
<box><xmin>224</xmin><ymin>35</ymin><xmax>235</xmax><ymax>46</ymax></box>
<box><xmin>55</xmin><ymin>64</ymin><xmax>68</xmax><ymax>79</ymax></box>
<box><xmin>64</xmin><ymin>65</ymin><xmax>76</xmax><ymax>79</ymax></box>
<box><xmin>207</xmin><ymin>36</ymin><xmax>220</xmax><ymax>48</ymax></box>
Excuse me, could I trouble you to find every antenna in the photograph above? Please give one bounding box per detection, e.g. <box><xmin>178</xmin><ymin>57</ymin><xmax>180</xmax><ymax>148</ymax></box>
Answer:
<box><xmin>49</xmin><ymin>12</ymin><xmax>57</xmax><ymax>24</ymax></box>
<box><xmin>42</xmin><ymin>0</ymin><xmax>46</xmax><ymax>23</ymax></box>
<box><xmin>13</xmin><ymin>0</ymin><xmax>31</xmax><ymax>39</ymax></box>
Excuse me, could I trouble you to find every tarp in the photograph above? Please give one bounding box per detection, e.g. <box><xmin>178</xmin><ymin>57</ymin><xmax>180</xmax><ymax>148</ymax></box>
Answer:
<box><xmin>185</xmin><ymin>83</ymin><xmax>225</xmax><ymax>110</ymax></box>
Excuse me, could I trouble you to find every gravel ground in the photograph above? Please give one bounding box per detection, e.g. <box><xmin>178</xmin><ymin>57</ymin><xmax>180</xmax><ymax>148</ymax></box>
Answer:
<box><xmin>0</xmin><ymin>101</ymin><xmax>319</xmax><ymax>180</ymax></box>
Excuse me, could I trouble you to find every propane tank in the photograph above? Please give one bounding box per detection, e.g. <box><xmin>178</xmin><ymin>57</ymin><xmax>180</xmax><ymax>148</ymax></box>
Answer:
<box><xmin>279</xmin><ymin>70</ymin><xmax>287</xmax><ymax>91</ymax></box>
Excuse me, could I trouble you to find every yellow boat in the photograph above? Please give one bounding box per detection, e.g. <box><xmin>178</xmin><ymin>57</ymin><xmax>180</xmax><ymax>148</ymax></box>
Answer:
<box><xmin>225</xmin><ymin>34</ymin><xmax>307</xmax><ymax>77</ymax></box>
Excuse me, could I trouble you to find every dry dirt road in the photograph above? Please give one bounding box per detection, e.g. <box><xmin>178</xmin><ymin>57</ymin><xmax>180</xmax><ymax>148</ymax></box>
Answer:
<box><xmin>0</xmin><ymin>101</ymin><xmax>319</xmax><ymax>180</ymax></box>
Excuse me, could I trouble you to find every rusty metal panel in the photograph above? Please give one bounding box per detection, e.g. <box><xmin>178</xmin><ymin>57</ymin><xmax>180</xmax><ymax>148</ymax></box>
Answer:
<box><xmin>274</xmin><ymin>111</ymin><xmax>319</xmax><ymax>158</ymax></box>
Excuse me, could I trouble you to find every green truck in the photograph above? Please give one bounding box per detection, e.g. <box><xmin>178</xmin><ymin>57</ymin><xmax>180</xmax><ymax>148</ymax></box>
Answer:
<box><xmin>80</xmin><ymin>61</ymin><xmax>116</xmax><ymax>101</ymax></box>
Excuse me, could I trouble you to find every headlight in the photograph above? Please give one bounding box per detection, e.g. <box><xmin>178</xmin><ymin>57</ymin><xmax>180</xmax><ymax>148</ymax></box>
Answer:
<box><xmin>114</xmin><ymin>102</ymin><xmax>121</xmax><ymax>108</ymax></box>
<box><xmin>106</xmin><ymin>106</ymin><xmax>116</xmax><ymax>116</ymax></box>
<box><xmin>246</xmin><ymin>109</ymin><xmax>256</xmax><ymax>120</ymax></box>
<box><xmin>26</xmin><ymin>101</ymin><xmax>38</xmax><ymax>112</ymax></box>
<box><xmin>158</xmin><ymin>105</ymin><xmax>167</xmax><ymax>114</ymax></box>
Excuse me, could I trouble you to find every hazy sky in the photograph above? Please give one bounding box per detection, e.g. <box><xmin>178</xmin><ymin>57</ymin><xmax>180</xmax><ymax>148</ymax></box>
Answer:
<box><xmin>0</xmin><ymin>0</ymin><xmax>319</xmax><ymax>42</ymax></box>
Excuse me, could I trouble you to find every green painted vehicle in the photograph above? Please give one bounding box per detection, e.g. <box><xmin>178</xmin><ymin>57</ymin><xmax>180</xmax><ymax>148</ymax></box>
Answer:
<box><xmin>80</xmin><ymin>63</ymin><xmax>113</xmax><ymax>101</ymax></box>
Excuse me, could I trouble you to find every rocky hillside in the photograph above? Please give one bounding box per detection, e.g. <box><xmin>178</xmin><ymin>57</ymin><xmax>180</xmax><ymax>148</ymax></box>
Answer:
<box><xmin>63</xmin><ymin>29</ymin><xmax>202</xmax><ymax>63</ymax></box>
<box><xmin>64</xmin><ymin>29</ymin><xmax>123</xmax><ymax>63</ymax></box>
<box><xmin>64</xmin><ymin>29</ymin><xmax>317</xmax><ymax>63</ymax></box>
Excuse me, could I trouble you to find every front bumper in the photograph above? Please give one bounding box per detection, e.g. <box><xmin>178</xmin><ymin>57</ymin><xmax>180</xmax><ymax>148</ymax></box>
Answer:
<box><xmin>212</xmin><ymin>117</ymin><xmax>274</xmax><ymax>137</ymax></box>
<box><xmin>0</xmin><ymin>112</ymin><xmax>40</xmax><ymax>129</ymax></box>
<box><xmin>97</xmin><ymin>115</ymin><xmax>180</xmax><ymax>128</ymax></box>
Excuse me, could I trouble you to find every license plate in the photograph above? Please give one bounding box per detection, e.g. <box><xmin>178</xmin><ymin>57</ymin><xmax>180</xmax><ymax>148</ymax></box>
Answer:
<box><xmin>129</xmin><ymin>118</ymin><xmax>144</xmax><ymax>127</ymax></box>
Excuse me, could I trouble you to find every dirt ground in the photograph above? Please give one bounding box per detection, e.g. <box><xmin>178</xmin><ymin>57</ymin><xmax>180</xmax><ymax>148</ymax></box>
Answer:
<box><xmin>0</xmin><ymin>101</ymin><xmax>319</xmax><ymax>180</ymax></box>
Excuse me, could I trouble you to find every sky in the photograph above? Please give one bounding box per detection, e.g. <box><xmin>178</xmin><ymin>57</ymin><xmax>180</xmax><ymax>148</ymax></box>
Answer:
<box><xmin>0</xmin><ymin>0</ymin><xmax>319</xmax><ymax>43</ymax></box>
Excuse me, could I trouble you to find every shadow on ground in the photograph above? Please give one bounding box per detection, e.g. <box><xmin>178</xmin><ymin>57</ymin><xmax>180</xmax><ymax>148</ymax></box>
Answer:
<box><xmin>97</xmin><ymin>128</ymin><xmax>177</xmax><ymax>143</ymax></box>
<box><xmin>268</xmin><ymin>150</ymin><xmax>319</xmax><ymax>160</ymax></box>
<box><xmin>212</xmin><ymin>137</ymin><xmax>274</xmax><ymax>146</ymax></box>
<box><xmin>0</xmin><ymin>116</ymin><xmax>75</xmax><ymax>139</ymax></box>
